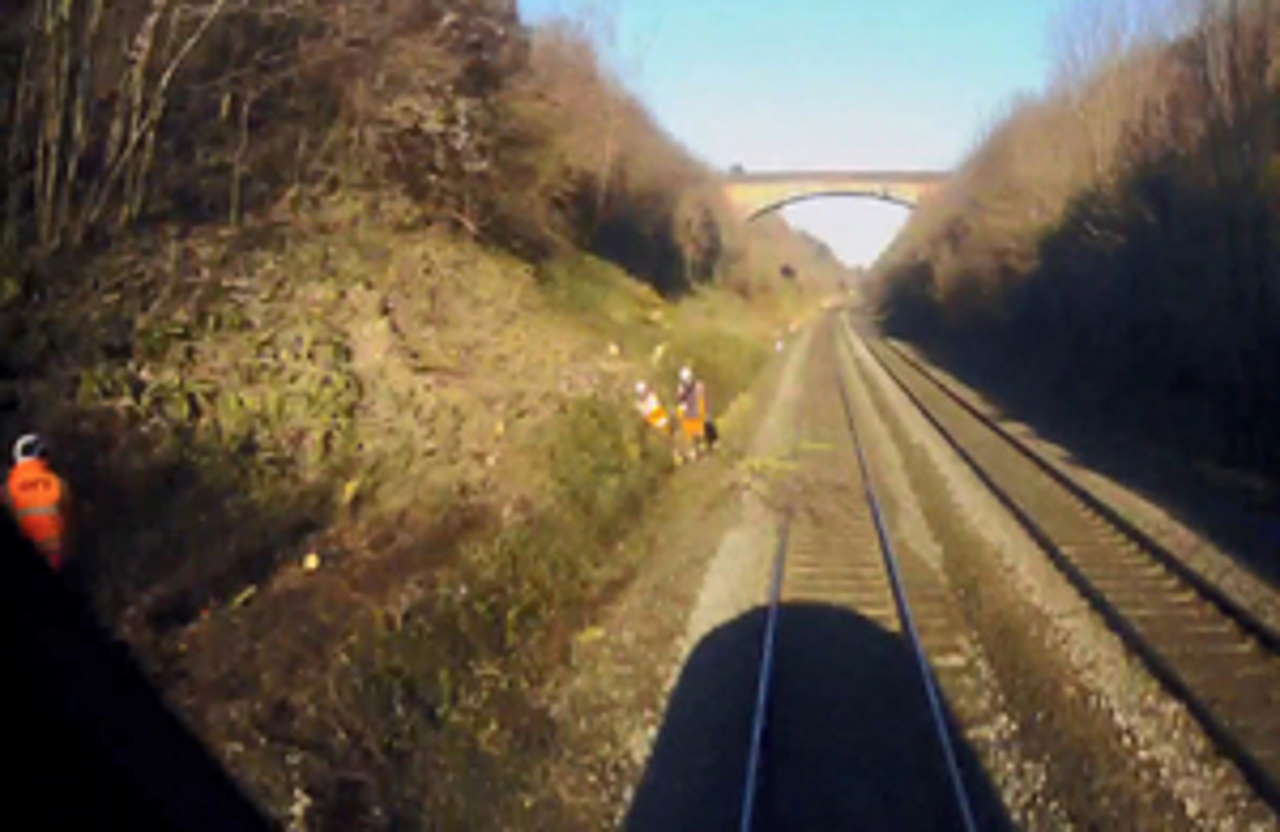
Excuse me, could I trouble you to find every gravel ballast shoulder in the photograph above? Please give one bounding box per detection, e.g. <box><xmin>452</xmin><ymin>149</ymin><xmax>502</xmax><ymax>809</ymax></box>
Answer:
<box><xmin>850</xmin><ymin>324</ymin><xmax>1275</xmax><ymax>829</ymax></box>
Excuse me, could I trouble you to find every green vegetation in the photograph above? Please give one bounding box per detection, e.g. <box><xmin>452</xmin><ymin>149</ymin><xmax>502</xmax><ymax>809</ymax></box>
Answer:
<box><xmin>538</xmin><ymin>251</ymin><xmax>788</xmax><ymax>412</ymax></box>
<box><xmin>874</xmin><ymin>0</ymin><xmax>1280</xmax><ymax>477</ymax></box>
<box><xmin>0</xmin><ymin>1</ymin><xmax>850</xmax><ymax>826</ymax></box>
<box><xmin>271</xmin><ymin>394</ymin><xmax>671</xmax><ymax>827</ymax></box>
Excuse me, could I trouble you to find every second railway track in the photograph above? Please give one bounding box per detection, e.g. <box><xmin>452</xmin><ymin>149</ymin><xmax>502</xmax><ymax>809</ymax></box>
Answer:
<box><xmin>857</xmin><ymin>316</ymin><xmax>1280</xmax><ymax>813</ymax></box>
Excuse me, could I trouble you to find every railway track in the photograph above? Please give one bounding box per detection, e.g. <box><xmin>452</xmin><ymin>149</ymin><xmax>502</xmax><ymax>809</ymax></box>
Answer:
<box><xmin>855</xmin><ymin>317</ymin><xmax>1280</xmax><ymax>814</ymax></box>
<box><xmin>739</xmin><ymin>317</ymin><xmax>983</xmax><ymax>831</ymax></box>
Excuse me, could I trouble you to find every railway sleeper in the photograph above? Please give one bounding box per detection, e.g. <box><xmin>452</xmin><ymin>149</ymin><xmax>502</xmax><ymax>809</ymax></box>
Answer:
<box><xmin>1088</xmin><ymin>588</ymin><xmax>1200</xmax><ymax>609</ymax></box>
<box><xmin>1073</xmin><ymin>562</ymin><xmax>1175</xmax><ymax>583</ymax></box>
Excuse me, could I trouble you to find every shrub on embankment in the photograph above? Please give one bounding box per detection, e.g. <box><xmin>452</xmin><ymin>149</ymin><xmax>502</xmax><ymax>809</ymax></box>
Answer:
<box><xmin>873</xmin><ymin>0</ymin><xmax>1280</xmax><ymax>476</ymax></box>
<box><xmin>172</xmin><ymin>384</ymin><xmax>675</xmax><ymax>827</ymax></box>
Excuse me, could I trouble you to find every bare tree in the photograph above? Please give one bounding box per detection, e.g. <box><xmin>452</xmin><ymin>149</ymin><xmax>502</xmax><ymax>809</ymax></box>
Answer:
<box><xmin>1048</xmin><ymin>0</ymin><xmax>1188</xmax><ymax>181</ymax></box>
<box><xmin>5</xmin><ymin>0</ymin><xmax>229</xmax><ymax>252</ymax></box>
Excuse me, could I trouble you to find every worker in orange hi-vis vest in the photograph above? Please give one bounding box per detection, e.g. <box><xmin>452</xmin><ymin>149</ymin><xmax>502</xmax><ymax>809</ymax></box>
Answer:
<box><xmin>6</xmin><ymin>433</ymin><xmax>70</xmax><ymax>571</ymax></box>
<box><xmin>634</xmin><ymin>381</ymin><xmax>672</xmax><ymax>434</ymax></box>
<box><xmin>675</xmin><ymin>366</ymin><xmax>712</xmax><ymax>459</ymax></box>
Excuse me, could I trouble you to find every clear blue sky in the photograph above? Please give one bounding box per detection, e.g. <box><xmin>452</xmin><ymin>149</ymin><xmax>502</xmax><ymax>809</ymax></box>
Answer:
<box><xmin>518</xmin><ymin>0</ymin><xmax>1063</xmax><ymax>265</ymax></box>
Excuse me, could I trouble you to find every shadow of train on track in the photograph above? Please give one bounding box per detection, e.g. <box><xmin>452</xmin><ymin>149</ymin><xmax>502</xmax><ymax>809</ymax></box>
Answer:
<box><xmin>626</xmin><ymin>603</ymin><xmax>1012</xmax><ymax>831</ymax></box>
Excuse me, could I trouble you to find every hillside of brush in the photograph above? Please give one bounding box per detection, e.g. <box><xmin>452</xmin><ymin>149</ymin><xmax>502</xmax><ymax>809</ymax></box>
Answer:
<box><xmin>873</xmin><ymin>0</ymin><xmax>1280</xmax><ymax>481</ymax></box>
<box><xmin>0</xmin><ymin>1</ymin><xmax>849</xmax><ymax>826</ymax></box>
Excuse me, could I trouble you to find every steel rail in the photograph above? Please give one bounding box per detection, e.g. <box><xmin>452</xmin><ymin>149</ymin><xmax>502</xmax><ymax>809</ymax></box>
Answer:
<box><xmin>739</xmin><ymin>317</ymin><xmax>983</xmax><ymax>831</ymax></box>
<box><xmin>881</xmin><ymin>336</ymin><xmax>1280</xmax><ymax>656</ymax></box>
<box><xmin>738</xmin><ymin>520</ymin><xmax>791</xmax><ymax>832</ymax></box>
<box><xmin>860</xmin><ymin>324</ymin><xmax>1280</xmax><ymax>813</ymax></box>
<box><xmin>833</xmin><ymin>322</ymin><xmax>980</xmax><ymax>832</ymax></box>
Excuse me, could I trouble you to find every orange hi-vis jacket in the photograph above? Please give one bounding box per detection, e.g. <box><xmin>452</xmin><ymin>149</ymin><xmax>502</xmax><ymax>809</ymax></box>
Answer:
<box><xmin>7</xmin><ymin>458</ymin><xmax>67</xmax><ymax>569</ymax></box>
<box><xmin>638</xmin><ymin>392</ymin><xmax>671</xmax><ymax>432</ymax></box>
<box><xmin>677</xmin><ymin>380</ymin><xmax>707</xmax><ymax>441</ymax></box>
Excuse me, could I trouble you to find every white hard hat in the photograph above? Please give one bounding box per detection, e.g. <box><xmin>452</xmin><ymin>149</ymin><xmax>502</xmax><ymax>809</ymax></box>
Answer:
<box><xmin>635</xmin><ymin>380</ymin><xmax>648</xmax><ymax>396</ymax></box>
<box><xmin>13</xmin><ymin>433</ymin><xmax>45</xmax><ymax>464</ymax></box>
<box><xmin>679</xmin><ymin>366</ymin><xmax>693</xmax><ymax>383</ymax></box>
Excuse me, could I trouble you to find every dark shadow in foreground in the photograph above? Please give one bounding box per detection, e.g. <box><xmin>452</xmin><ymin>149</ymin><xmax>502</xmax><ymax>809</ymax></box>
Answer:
<box><xmin>625</xmin><ymin>603</ymin><xmax>1011</xmax><ymax>831</ymax></box>
<box><xmin>1</xmin><ymin>515</ymin><xmax>273</xmax><ymax>831</ymax></box>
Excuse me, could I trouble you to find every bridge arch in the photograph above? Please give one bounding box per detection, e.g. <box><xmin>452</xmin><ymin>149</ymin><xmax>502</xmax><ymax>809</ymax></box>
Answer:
<box><xmin>722</xmin><ymin>170</ymin><xmax>949</xmax><ymax>221</ymax></box>
<box><xmin>746</xmin><ymin>189</ymin><xmax>917</xmax><ymax>220</ymax></box>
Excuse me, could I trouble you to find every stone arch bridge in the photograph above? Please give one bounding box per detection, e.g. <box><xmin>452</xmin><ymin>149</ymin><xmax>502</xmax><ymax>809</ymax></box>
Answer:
<box><xmin>724</xmin><ymin>169</ymin><xmax>949</xmax><ymax>220</ymax></box>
